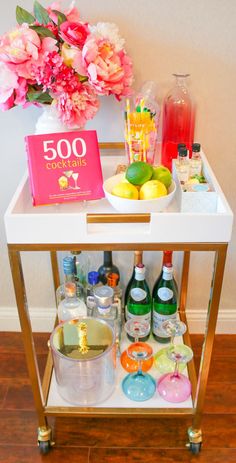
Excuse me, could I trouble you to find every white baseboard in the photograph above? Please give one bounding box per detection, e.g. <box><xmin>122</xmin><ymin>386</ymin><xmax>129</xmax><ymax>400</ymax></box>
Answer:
<box><xmin>0</xmin><ymin>306</ymin><xmax>236</xmax><ymax>334</ymax></box>
<box><xmin>0</xmin><ymin>306</ymin><xmax>57</xmax><ymax>332</ymax></box>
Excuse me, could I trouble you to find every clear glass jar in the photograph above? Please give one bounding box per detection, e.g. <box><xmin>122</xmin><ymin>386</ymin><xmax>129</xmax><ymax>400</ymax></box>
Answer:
<box><xmin>161</xmin><ymin>73</ymin><xmax>195</xmax><ymax>171</ymax></box>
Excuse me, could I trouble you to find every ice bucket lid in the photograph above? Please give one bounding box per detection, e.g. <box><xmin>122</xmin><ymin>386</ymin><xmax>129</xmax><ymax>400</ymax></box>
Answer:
<box><xmin>50</xmin><ymin>317</ymin><xmax>114</xmax><ymax>361</ymax></box>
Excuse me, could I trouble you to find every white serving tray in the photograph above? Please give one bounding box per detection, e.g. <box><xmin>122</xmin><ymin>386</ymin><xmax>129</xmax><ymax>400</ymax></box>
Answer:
<box><xmin>4</xmin><ymin>150</ymin><xmax>233</xmax><ymax>244</ymax></box>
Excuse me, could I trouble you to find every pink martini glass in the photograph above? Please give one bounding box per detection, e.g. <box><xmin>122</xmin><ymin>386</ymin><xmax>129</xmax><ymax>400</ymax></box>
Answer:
<box><xmin>157</xmin><ymin>344</ymin><xmax>193</xmax><ymax>403</ymax></box>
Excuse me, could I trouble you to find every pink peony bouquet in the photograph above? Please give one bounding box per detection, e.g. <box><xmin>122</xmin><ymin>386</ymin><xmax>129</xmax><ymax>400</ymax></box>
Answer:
<box><xmin>0</xmin><ymin>1</ymin><xmax>133</xmax><ymax>127</ymax></box>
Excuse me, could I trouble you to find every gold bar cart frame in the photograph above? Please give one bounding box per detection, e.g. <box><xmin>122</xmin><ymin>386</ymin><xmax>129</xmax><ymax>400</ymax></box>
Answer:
<box><xmin>7</xmin><ymin>143</ymin><xmax>228</xmax><ymax>450</ymax></box>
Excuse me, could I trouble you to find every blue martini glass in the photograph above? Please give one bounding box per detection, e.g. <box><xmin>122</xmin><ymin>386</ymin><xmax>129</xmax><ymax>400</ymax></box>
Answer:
<box><xmin>122</xmin><ymin>342</ymin><xmax>156</xmax><ymax>401</ymax></box>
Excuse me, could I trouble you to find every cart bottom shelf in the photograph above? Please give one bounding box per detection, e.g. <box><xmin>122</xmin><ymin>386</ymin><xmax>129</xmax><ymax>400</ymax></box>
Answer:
<box><xmin>46</xmin><ymin>333</ymin><xmax>194</xmax><ymax>414</ymax></box>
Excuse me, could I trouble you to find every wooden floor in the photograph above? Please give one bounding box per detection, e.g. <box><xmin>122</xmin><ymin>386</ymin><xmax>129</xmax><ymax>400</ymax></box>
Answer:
<box><xmin>0</xmin><ymin>332</ymin><xmax>235</xmax><ymax>462</ymax></box>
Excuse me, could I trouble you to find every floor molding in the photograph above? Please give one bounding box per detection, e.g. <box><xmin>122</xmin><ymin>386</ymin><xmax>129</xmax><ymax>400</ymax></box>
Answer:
<box><xmin>0</xmin><ymin>306</ymin><xmax>236</xmax><ymax>333</ymax></box>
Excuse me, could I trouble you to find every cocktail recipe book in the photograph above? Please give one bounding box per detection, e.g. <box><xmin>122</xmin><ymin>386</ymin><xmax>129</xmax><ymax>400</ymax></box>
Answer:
<box><xmin>25</xmin><ymin>130</ymin><xmax>104</xmax><ymax>206</ymax></box>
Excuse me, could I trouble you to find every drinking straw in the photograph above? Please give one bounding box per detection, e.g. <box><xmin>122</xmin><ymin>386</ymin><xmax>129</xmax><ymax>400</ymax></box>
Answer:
<box><xmin>140</xmin><ymin>98</ymin><xmax>147</xmax><ymax>162</ymax></box>
<box><xmin>126</xmin><ymin>98</ymin><xmax>133</xmax><ymax>163</ymax></box>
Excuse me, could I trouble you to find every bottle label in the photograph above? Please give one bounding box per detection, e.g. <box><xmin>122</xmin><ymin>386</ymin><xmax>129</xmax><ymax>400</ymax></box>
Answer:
<box><xmin>97</xmin><ymin>306</ymin><xmax>111</xmax><ymax>315</ymax></box>
<box><xmin>125</xmin><ymin>308</ymin><xmax>151</xmax><ymax>324</ymax></box>
<box><xmin>86</xmin><ymin>295</ymin><xmax>96</xmax><ymax>310</ymax></box>
<box><xmin>152</xmin><ymin>312</ymin><xmax>177</xmax><ymax>337</ymax></box>
<box><xmin>130</xmin><ymin>288</ymin><xmax>147</xmax><ymax>301</ymax></box>
<box><xmin>157</xmin><ymin>287</ymin><xmax>173</xmax><ymax>301</ymax></box>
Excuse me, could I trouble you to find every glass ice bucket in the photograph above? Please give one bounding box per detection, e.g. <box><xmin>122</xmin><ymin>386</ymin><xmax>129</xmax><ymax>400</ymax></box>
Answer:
<box><xmin>50</xmin><ymin>317</ymin><xmax>116</xmax><ymax>405</ymax></box>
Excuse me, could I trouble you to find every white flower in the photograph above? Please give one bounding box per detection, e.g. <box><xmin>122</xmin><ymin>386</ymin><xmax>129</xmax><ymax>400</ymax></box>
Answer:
<box><xmin>89</xmin><ymin>22</ymin><xmax>125</xmax><ymax>52</ymax></box>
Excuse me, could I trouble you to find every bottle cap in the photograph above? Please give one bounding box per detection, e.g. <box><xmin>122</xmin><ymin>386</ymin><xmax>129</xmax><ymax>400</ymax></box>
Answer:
<box><xmin>88</xmin><ymin>271</ymin><xmax>99</xmax><ymax>285</ymax></box>
<box><xmin>63</xmin><ymin>256</ymin><xmax>74</xmax><ymax>275</ymax></box>
<box><xmin>177</xmin><ymin>143</ymin><xmax>186</xmax><ymax>151</ymax></box>
<box><xmin>93</xmin><ymin>285</ymin><xmax>114</xmax><ymax>308</ymax></box>
<box><xmin>135</xmin><ymin>263</ymin><xmax>145</xmax><ymax>273</ymax></box>
<box><xmin>163</xmin><ymin>264</ymin><xmax>173</xmax><ymax>273</ymax></box>
<box><xmin>179</xmin><ymin>147</ymin><xmax>188</xmax><ymax>157</ymax></box>
<box><xmin>107</xmin><ymin>272</ymin><xmax>119</xmax><ymax>288</ymax></box>
<box><xmin>64</xmin><ymin>282</ymin><xmax>76</xmax><ymax>297</ymax></box>
<box><xmin>192</xmin><ymin>143</ymin><xmax>201</xmax><ymax>152</ymax></box>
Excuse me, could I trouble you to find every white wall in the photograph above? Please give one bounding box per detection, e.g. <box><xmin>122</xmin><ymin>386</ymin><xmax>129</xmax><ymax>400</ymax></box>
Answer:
<box><xmin>1</xmin><ymin>0</ymin><xmax>236</xmax><ymax>332</ymax></box>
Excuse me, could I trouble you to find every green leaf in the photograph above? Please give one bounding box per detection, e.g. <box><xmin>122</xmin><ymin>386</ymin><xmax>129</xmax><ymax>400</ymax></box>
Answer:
<box><xmin>16</xmin><ymin>6</ymin><xmax>35</xmax><ymax>25</ymax></box>
<box><xmin>79</xmin><ymin>75</ymin><xmax>88</xmax><ymax>83</ymax></box>
<box><xmin>27</xmin><ymin>90</ymin><xmax>53</xmax><ymax>104</ymax></box>
<box><xmin>29</xmin><ymin>25</ymin><xmax>56</xmax><ymax>39</ymax></box>
<box><xmin>51</xmin><ymin>9</ymin><xmax>67</xmax><ymax>26</ymax></box>
<box><xmin>33</xmin><ymin>1</ymin><xmax>51</xmax><ymax>25</ymax></box>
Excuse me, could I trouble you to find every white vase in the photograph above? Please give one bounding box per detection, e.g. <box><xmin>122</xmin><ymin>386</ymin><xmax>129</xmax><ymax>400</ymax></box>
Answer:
<box><xmin>35</xmin><ymin>105</ymin><xmax>83</xmax><ymax>134</ymax></box>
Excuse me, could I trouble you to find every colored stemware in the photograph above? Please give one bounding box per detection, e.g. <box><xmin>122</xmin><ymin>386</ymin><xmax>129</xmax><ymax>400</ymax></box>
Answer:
<box><xmin>122</xmin><ymin>343</ymin><xmax>156</xmax><ymax>402</ymax></box>
<box><xmin>154</xmin><ymin>319</ymin><xmax>187</xmax><ymax>374</ymax></box>
<box><xmin>157</xmin><ymin>344</ymin><xmax>193</xmax><ymax>403</ymax></box>
<box><xmin>120</xmin><ymin>320</ymin><xmax>153</xmax><ymax>372</ymax></box>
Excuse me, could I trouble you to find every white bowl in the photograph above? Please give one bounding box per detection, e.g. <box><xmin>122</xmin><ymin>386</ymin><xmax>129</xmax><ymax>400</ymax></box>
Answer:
<box><xmin>103</xmin><ymin>173</ymin><xmax>176</xmax><ymax>213</ymax></box>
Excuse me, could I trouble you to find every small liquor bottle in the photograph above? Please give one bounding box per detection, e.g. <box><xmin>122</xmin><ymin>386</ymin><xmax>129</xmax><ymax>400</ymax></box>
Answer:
<box><xmin>126</xmin><ymin>263</ymin><xmax>152</xmax><ymax>342</ymax></box>
<box><xmin>107</xmin><ymin>272</ymin><xmax>123</xmax><ymax>325</ymax></box>
<box><xmin>124</xmin><ymin>251</ymin><xmax>143</xmax><ymax>308</ymax></box>
<box><xmin>98</xmin><ymin>251</ymin><xmax>120</xmax><ymax>285</ymax></box>
<box><xmin>175</xmin><ymin>147</ymin><xmax>190</xmax><ymax>184</ymax></box>
<box><xmin>56</xmin><ymin>256</ymin><xmax>84</xmax><ymax>306</ymax></box>
<box><xmin>93</xmin><ymin>286</ymin><xmax>121</xmax><ymax>345</ymax></box>
<box><xmin>57</xmin><ymin>282</ymin><xmax>87</xmax><ymax>323</ymax></box>
<box><xmin>70</xmin><ymin>251</ymin><xmax>90</xmax><ymax>290</ymax></box>
<box><xmin>152</xmin><ymin>263</ymin><xmax>178</xmax><ymax>343</ymax></box>
<box><xmin>189</xmin><ymin>142</ymin><xmax>202</xmax><ymax>177</ymax></box>
<box><xmin>86</xmin><ymin>271</ymin><xmax>102</xmax><ymax>316</ymax></box>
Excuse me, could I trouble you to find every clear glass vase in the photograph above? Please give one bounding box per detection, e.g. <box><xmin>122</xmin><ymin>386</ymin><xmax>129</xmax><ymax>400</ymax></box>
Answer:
<box><xmin>161</xmin><ymin>73</ymin><xmax>195</xmax><ymax>171</ymax></box>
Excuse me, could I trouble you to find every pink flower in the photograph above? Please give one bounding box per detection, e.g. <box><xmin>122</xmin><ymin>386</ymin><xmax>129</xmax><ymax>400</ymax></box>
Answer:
<box><xmin>47</xmin><ymin>1</ymin><xmax>81</xmax><ymax>23</ymax></box>
<box><xmin>0</xmin><ymin>24</ymin><xmax>40</xmax><ymax>65</ymax></box>
<box><xmin>0</xmin><ymin>62</ymin><xmax>18</xmax><ymax>110</ymax></box>
<box><xmin>82</xmin><ymin>35</ymin><xmax>133</xmax><ymax>99</ymax></box>
<box><xmin>64</xmin><ymin>2</ymin><xmax>81</xmax><ymax>22</ymax></box>
<box><xmin>59</xmin><ymin>21</ymin><xmax>89</xmax><ymax>48</ymax></box>
<box><xmin>61</xmin><ymin>43</ymin><xmax>87</xmax><ymax>75</ymax></box>
<box><xmin>0</xmin><ymin>62</ymin><xmax>28</xmax><ymax>110</ymax></box>
<box><xmin>56</xmin><ymin>83</ymin><xmax>100</xmax><ymax>128</ymax></box>
<box><xmin>33</xmin><ymin>50</ymin><xmax>81</xmax><ymax>95</ymax></box>
<box><xmin>14</xmin><ymin>77</ymin><xmax>28</xmax><ymax>106</ymax></box>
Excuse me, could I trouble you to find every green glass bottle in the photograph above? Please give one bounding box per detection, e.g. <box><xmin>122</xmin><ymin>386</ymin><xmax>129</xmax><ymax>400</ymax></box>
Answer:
<box><xmin>124</xmin><ymin>250</ymin><xmax>143</xmax><ymax>309</ymax></box>
<box><xmin>152</xmin><ymin>263</ymin><xmax>178</xmax><ymax>343</ymax></box>
<box><xmin>126</xmin><ymin>263</ymin><xmax>151</xmax><ymax>342</ymax></box>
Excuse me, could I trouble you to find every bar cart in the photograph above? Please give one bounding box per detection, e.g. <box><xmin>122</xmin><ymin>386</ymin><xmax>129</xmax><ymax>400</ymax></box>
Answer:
<box><xmin>4</xmin><ymin>144</ymin><xmax>233</xmax><ymax>455</ymax></box>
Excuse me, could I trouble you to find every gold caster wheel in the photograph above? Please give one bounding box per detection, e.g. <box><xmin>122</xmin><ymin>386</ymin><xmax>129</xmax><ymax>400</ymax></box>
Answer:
<box><xmin>37</xmin><ymin>426</ymin><xmax>55</xmax><ymax>454</ymax></box>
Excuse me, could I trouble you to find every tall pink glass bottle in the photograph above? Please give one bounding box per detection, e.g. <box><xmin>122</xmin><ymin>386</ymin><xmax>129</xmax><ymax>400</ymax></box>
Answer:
<box><xmin>161</xmin><ymin>74</ymin><xmax>195</xmax><ymax>171</ymax></box>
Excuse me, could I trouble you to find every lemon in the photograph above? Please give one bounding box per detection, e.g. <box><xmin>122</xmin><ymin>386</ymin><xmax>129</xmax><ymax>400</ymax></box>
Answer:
<box><xmin>126</xmin><ymin>161</ymin><xmax>153</xmax><ymax>186</ymax></box>
<box><xmin>112</xmin><ymin>182</ymin><xmax>139</xmax><ymax>199</ymax></box>
<box><xmin>140</xmin><ymin>180</ymin><xmax>167</xmax><ymax>200</ymax></box>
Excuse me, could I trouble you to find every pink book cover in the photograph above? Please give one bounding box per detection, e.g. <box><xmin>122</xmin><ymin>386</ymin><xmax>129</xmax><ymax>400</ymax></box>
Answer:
<box><xmin>25</xmin><ymin>130</ymin><xmax>104</xmax><ymax>206</ymax></box>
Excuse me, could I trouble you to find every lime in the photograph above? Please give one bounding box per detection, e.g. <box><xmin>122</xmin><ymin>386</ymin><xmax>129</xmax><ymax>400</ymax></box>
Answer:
<box><xmin>140</xmin><ymin>180</ymin><xmax>167</xmax><ymax>200</ymax></box>
<box><xmin>126</xmin><ymin>161</ymin><xmax>153</xmax><ymax>186</ymax></box>
<box><xmin>112</xmin><ymin>182</ymin><xmax>139</xmax><ymax>200</ymax></box>
<box><xmin>152</xmin><ymin>165</ymin><xmax>172</xmax><ymax>188</ymax></box>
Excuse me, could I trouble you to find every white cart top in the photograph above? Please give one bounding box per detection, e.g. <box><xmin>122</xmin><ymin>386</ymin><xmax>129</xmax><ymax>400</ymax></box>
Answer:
<box><xmin>4</xmin><ymin>148</ymin><xmax>233</xmax><ymax>245</ymax></box>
